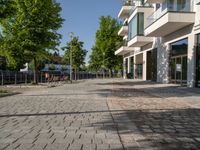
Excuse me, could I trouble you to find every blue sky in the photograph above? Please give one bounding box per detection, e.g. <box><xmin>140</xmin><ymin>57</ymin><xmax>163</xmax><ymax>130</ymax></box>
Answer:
<box><xmin>57</xmin><ymin>0</ymin><xmax>122</xmax><ymax>63</ymax></box>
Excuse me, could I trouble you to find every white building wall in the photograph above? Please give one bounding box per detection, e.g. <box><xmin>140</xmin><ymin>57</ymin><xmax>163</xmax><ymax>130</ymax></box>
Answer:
<box><xmin>143</xmin><ymin>51</ymin><xmax>147</xmax><ymax>80</ymax></box>
<box><xmin>187</xmin><ymin>34</ymin><xmax>196</xmax><ymax>87</ymax></box>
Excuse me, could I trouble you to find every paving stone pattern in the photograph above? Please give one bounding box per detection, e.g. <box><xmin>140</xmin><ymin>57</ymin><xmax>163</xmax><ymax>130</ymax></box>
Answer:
<box><xmin>0</xmin><ymin>80</ymin><xmax>123</xmax><ymax>150</ymax></box>
<box><xmin>1</xmin><ymin>79</ymin><xmax>200</xmax><ymax>150</ymax></box>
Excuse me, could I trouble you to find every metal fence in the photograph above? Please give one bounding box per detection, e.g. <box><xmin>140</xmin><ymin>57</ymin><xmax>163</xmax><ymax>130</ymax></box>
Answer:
<box><xmin>0</xmin><ymin>71</ymin><xmax>120</xmax><ymax>85</ymax></box>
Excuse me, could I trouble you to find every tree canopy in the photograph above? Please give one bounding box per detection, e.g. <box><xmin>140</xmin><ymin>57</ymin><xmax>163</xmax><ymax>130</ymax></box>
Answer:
<box><xmin>89</xmin><ymin>16</ymin><xmax>123</xmax><ymax>74</ymax></box>
<box><xmin>63</xmin><ymin>36</ymin><xmax>87</xmax><ymax>70</ymax></box>
<box><xmin>0</xmin><ymin>0</ymin><xmax>64</xmax><ymax>83</ymax></box>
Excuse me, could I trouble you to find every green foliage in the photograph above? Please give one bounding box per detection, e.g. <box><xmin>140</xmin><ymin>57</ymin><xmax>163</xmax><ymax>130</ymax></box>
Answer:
<box><xmin>0</xmin><ymin>89</ymin><xmax>8</xmax><ymax>93</ymax></box>
<box><xmin>0</xmin><ymin>56</ymin><xmax>7</xmax><ymax>70</ymax></box>
<box><xmin>88</xmin><ymin>46</ymin><xmax>102</xmax><ymax>71</ymax></box>
<box><xmin>49</xmin><ymin>64</ymin><xmax>56</xmax><ymax>71</ymax></box>
<box><xmin>29</xmin><ymin>59</ymin><xmax>45</xmax><ymax>71</ymax></box>
<box><xmin>0</xmin><ymin>0</ymin><xmax>64</xmax><ymax>82</ymax></box>
<box><xmin>0</xmin><ymin>0</ymin><xmax>16</xmax><ymax>19</ymax></box>
<box><xmin>89</xmin><ymin>16</ymin><xmax>123</xmax><ymax>73</ymax></box>
<box><xmin>63</xmin><ymin>37</ymin><xmax>87</xmax><ymax>70</ymax></box>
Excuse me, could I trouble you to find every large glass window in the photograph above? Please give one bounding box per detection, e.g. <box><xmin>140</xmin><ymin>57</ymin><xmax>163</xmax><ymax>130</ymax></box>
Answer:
<box><xmin>128</xmin><ymin>13</ymin><xmax>144</xmax><ymax>41</ymax></box>
<box><xmin>163</xmin><ymin>0</ymin><xmax>190</xmax><ymax>11</ymax></box>
<box><xmin>171</xmin><ymin>38</ymin><xmax>188</xmax><ymax>56</ymax></box>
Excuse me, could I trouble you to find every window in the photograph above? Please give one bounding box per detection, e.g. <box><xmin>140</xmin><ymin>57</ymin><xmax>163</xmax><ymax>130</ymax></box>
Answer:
<box><xmin>128</xmin><ymin>13</ymin><xmax>144</xmax><ymax>41</ymax></box>
<box><xmin>171</xmin><ymin>38</ymin><xmax>188</xmax><ymax>56</ymax></box>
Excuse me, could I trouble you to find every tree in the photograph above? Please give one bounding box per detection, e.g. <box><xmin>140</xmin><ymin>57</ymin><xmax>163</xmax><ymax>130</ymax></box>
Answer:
<box><xmin>0</xmin><ymin>0</ymin><xmax>16</xmax><ymax>19</ymax></box>
<box><xmin>49</xmin><ymin>64</ymin><xmax>56</xmax><ymax>71</ymax></box>
<box><xmin>63</xmin><ymin>37</ymin><xmax>87</xmax><ymax>80</ymax></box>
<box><xmin>88</xmin><ymin>46</ymin><xmax>102</xmax><ymax>72</ymax></box>
<box><xmin>0</xmin><ymin>0</ymin><xmax>64</xmax><ymax>83</ymax></box>
<box><xmin>89</xmin><ymin>16</ymin><xmax>123</xmax><ymax>77</ymax></box>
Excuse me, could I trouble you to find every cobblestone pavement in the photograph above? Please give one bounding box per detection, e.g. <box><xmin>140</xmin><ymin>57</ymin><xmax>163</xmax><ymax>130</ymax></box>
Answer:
<box><xmin>1</xmin><ymin>79</ymin><xmax>200</xmax><ymax>150</ymax></box>
<box><xmin>0</xmin><ymin>80</ymin><xmax>123</xmax><ymax>150</ymax></box>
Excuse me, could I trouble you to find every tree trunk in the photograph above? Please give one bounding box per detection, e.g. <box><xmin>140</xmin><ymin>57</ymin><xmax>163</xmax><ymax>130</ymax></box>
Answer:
<box><xmin>109</xmin><ymin>69</ymin><xmax>112</xmax><ymax>78</ymax></box>
<box><xmin>33</xmin><ymin>57</ymin><xmax>38</xmax><ymax>84</ymax></box>
<box><xmin>74</xmin><ymin>68</ymin><xmax>77</xmax><ymax>81</ymax></box>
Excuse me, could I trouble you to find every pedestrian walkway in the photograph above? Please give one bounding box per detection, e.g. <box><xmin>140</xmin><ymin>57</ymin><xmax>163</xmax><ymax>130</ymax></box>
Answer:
<box><xmin>0</xmin><ymin>79</ymin><xmax>200</xmax><ymax>150</ymax></box>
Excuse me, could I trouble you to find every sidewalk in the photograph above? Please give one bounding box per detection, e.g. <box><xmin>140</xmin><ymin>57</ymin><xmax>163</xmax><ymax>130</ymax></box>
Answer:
<box><xmin>107</xmin><ymin>80</ymin><xmax>200</xmax><ymax>149</ymax></box>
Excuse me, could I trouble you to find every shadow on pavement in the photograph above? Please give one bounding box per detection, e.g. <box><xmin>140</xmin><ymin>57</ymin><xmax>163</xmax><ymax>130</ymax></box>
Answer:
<box><xmin>96</xmin><ymin>80</ymin><xmax>155</xmax><ymax>86</ymax></box>
<box><xmin>92</xmin><ymin>108</ymin><xmax>200</xmax><ymax>149</ymax></box>
<box><xmin>92</xmin><ymin>80</ymin><xmax>200</xmax><ymax>98</ymax></box>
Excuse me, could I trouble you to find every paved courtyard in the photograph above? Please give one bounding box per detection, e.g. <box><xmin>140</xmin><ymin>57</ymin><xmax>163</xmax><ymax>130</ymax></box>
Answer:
<box><xmin>0</xmin><ymin>79</ymin><xmax>200</xmax><ymax>150</ymax></box>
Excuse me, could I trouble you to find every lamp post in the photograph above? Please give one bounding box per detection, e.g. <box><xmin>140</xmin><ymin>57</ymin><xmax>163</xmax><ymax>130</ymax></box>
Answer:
<box><xmin>68</xmin><ymin>32</ymin><xmax>74</xmax><ymax>83</ymax></box>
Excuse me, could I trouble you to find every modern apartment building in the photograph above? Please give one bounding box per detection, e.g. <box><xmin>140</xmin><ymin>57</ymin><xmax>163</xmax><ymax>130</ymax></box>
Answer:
<box><xmin>115</xmin><ymin>0</ymin><xmax>200</xmax><ymax>87</ymax></box>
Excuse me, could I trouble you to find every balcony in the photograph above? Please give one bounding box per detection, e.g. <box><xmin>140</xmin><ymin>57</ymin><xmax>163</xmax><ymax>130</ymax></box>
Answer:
<box><xmin>115</xmin><ymin>46</ymin><xmax>133</xmax><ymax>55</ymax></box>
<box><xmin>118</xmin><ymin>0</ymin><xmax>134</xmax><ymax>19</ymax></box>
<box><xmin>128</xmin><ymin>36</ymin><xmax>153</xmax><ymax>47</ymax></box>
<box><xmin>145</xmin><ymin>1</ymin><xmax>195</xmax><ymax>37</ymax></box>
<box><xmin>118</xmin><ymin>26</ymin><xmax>128</xmax><ymax>36</ymax></box>
<box><xmin>145</xmin><ymin>0</ymin><xmax>164</xmax><ymax>3</ymax></box>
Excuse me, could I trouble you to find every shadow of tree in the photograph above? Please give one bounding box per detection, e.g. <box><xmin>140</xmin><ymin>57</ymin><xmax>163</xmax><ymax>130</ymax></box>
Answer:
<box><xmin>92</xmin><ymin>80</ymin><xmax>200</xmax><ymax>98</ymax></box>
<box><xmin>96</xmin><ymin>81</ymin><xmax>155</xmax><ymax>86</ymax></box>
<box><xmin>91</xmin><ymin>108</ymin><xmax>200</xmax><ymax>149</ymax></box>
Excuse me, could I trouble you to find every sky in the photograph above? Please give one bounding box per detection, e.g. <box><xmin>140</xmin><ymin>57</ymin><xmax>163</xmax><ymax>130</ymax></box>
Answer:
<box><xmin>57</xmin><ymin>0</ymin><xmax>122</xmax><ymax>64</ymax></box>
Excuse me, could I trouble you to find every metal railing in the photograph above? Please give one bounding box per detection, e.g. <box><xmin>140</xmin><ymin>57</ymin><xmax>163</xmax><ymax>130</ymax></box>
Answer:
<box><xmin>123</xmin><ymin>0</ymin><xmax>135</xmax><ymax>6</ymax></box>
<box><xmin>146</xmin><ymin>0</ymin><xmax>193</xmax><ymax>28</ymax></box>
<box><xmin>0</xmin><ymin>71</ymin><xmax>120</xmax><ymax>86</ymax></box>
<box><xmin>129</xmin><ymin>1</ymin><xmax>152</xmax><ymax>17</ymax></box>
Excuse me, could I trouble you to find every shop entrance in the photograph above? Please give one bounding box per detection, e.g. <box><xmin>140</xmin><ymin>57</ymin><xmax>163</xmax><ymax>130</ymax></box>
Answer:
<box><xmin>170</xmin><ymin>38</ymin><xmax>188</xmax><ymax>86</ymax></box>
<box><xmin>171</xmin><ymin>55</ymin><xmax>187</xmax><ymax>85</ymax></box>
<box><xmin>135</xmin><ymin>53</ymin><xmax>143</xmax><ymax>79</ymax></box>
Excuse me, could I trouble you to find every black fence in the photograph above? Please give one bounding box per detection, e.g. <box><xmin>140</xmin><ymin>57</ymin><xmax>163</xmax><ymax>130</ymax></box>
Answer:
<box><xmin>0</xmin><ymin>71</ymin><xmax>120</xmax><ymax>85</ymax></box>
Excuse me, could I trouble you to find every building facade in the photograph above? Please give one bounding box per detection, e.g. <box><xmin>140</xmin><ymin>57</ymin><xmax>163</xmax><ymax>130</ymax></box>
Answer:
<box><xmin>115</xmin><ymin>0</ymin><xmax>200</xmax><ymax>87</ymax></box>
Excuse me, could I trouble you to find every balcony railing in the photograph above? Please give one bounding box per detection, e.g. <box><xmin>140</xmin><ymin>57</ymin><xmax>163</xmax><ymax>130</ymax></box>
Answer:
<box><xmin>129</xmin><ymin>0</ymin><xmax>152</xmax><ymax>16</ymax></box>
<box><xmin>123</xmin><ymin>0</ymin><xmax>135</xmax><ymax>6</ymax></box>
<box><xmin>146</xmin><ymin>0</ymin><xmax>193</xmax><ymax>28</ymax></box>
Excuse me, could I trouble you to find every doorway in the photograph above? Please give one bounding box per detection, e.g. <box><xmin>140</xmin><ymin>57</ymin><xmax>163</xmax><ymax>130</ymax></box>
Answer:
<box><xmin>170</xmin><ymin>38</ymin><xmax>188</xmax><ymax>85</ymax></box>
<box><xmin>147</xmin><ymin>51</ymin><xmax>152</xmax><ymax>80</ymax></box>
<box><xmin>130</xmin><ymin>57</ymin><xmax>134</xmax><ymax>79</ymax></box>
<box><xmin>171</xmin><ymin>55</ymin><xmax>187</xmax><ymax>85</ymax></box>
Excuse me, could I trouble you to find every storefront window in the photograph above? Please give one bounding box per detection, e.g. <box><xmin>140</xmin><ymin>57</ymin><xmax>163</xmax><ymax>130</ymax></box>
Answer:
<box><xmin>170</xmin><ymin>38</ymin><xmax>188</xmax><ymax>85</ymax></box>
<box><xmin>171</xmin><ymin>38</ymin><xmax>188</xmax><ymax>56</ymax></box>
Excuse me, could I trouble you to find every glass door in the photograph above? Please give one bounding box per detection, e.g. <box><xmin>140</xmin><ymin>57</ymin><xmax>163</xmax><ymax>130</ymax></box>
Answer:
<box><xmin>171</xmin><ymin>55</ymin><xmax>187</xmax><ymax>85</ymax></box>
<box><xmin>130</xmin><ymin>57</ymin><xmax>134</xmax><ymax>79</ymax></box>
<box><xmin>137</xmin><ymin>64</ymin><xmax>143</xmax><ymax>79</ymax></box>
<box><xmin>182</xmin><ymin>56</ymin><xmax>187</xmax><ymax>84</ymax></box>
<box><xmin>175</xmin><ymin>57</ymin><xmax>182</xmax><ymax>83</ymax></box>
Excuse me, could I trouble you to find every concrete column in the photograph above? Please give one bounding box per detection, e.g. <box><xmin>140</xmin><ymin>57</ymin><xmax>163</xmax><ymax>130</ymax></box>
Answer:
<box><xmin>165</xmin><ymin>44</ymin><xmax>170</xmax><ymax>84</ymax></box>
<box><xmin>143</xmin><ymin>51</ymin><xmax>147</xmax><ymax>81</ymax></box>
<box><xmin>157</xmin><ymin>37</ymin><xmax>169</xmax><ymax>83</ymax></box>
<box><xmin>123</xmin><ymin>57</ymin><xmax>126</xmax><ymax>79</ymax></box>
<box><xmin>187</xmin><ymin>34</ymin><xmax>196</xmax><ymax>87</ymax></box>
<box><xmin>127</xmin><ymin>57</ymin><xmax>131</xmax><ymax>73</ymax></box>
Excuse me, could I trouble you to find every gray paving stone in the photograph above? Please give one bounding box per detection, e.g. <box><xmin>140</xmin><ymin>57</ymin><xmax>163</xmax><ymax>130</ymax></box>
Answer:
<box><xmin>1</xmin><ymin>79</ymin><xmax>200</xmax><ymax>150</ymax></box>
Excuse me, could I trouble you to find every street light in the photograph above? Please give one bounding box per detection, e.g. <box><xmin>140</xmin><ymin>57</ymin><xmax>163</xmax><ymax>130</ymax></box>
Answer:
<box><xmin>68</xmin><ymin>32</ymin><xmax>74</xmax><ymax>83</ymax></box>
